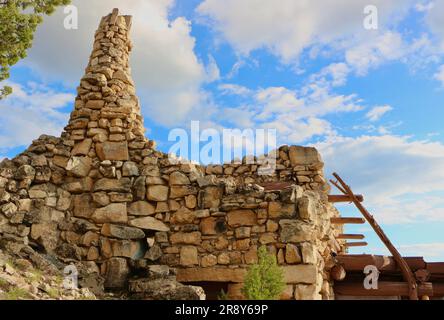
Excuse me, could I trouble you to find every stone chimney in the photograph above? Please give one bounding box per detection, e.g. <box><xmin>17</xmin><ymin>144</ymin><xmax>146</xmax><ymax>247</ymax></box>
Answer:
<box><xmin>63</xmin><ymin>8</ymin><xmax>154</xmax><ymax>163</ymax></box>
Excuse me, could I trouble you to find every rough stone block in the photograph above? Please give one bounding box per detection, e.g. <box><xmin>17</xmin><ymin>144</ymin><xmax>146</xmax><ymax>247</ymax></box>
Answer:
<box><xmin>96</xmin><ymin>141</ymin><xmax>129</xmax><ymax>161</ymax></box>
<box><xmin>92</xmin><ymin>203</ymin><xmax>128</xmax><ymax>223</ymax></box>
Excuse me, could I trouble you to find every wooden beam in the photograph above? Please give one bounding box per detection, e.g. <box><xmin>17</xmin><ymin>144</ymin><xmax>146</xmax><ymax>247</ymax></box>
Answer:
<box><xmin>343</xmin><ymin>242</ymin><xmax>368</xmax><ymax>248</ymax></box>
<box><xmin>426</xmin><ymin>262</ymin><xmax>444</xmax><ymax>274</ymax></box>
<box><xmin>334</xmin><ymin>281</ymin><xmax>433</xmax><ymax>297</ymax></box>
<box><xmin>332</xmin><ymin>173</ymin><xmax>419</xmax><ymax>300</ymax></box>
<box><xmin>337</xmin><ymin>234</ymin><xmax>365</xmax><ymax>240</ymax></box>
<box><xmin>328</xmin><ymin>195</ymin><xmax>364</xmax><ymax>203</ymax></box>
<box><xmin>434</xmin><ymin>283</ymin><xmax>444</xmax><ymax>296</ymax></box>
<box><xmin>330</xmin><ymin>265</ymin><xmax>347</xmax><ymax>281</ymax></box>
<box><xmin>414</xmin><ymin>269</ymin><xmax>431</xmax><ymax>283</ymax></box>
<box><xmin>260</xmin><ymin>181</ymin><xmax>292</xmax><ymax>191</ymax></box>
<box><xmin>337</xmin><ymin>254</ymin><xmax>426</xmax><ymax>272</ymax></box>
<box><xmin>331</xmin><ymin>217</ymin><xmax>366</xmax><ymax>224</ymax></box>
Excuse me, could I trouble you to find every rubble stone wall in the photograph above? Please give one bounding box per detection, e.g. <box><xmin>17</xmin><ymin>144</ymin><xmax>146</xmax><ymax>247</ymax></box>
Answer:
<box><xmin>0</xmin><ymin>9</ymin><xmax>343</xmax><ymax>300</ymax></box>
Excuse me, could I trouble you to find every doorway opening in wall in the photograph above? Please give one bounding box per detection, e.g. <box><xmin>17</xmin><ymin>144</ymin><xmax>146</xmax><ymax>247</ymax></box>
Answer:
<box><xmin>188</xmin><ymin>282</ymin><xmax>230</xmax><ymax>300</ymax></box>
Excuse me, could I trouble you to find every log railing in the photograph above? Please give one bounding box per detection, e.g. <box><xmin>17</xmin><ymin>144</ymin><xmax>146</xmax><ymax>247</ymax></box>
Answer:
<box><xmin>330</xmin><ymin>173</ymin><xmax>419</xmax><ymax>300</ymax></box>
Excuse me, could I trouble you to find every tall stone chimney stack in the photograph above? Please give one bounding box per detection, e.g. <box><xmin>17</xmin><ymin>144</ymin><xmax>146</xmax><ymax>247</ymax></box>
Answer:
<box><xmin>63</xmin><ymin>8</ymin><xmax>153</xmax><ymax>162</ymax></box>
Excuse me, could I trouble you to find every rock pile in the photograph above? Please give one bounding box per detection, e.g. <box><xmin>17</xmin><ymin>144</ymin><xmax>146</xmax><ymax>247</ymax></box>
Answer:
<box><xmin>0</xmin><ymin>9</ymin><xmax>344</xmax><ymax>300</ymax></box>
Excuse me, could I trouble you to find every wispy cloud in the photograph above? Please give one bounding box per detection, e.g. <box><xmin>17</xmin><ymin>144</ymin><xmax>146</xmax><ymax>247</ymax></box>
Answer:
<box><xmin>366</xmin><ymin>105</ymin><xmax>393</xmax><ymax>122</ymax></box>
<box><xmin>0</xmin><ymin>81</ymin><xmax>73</xmax><ymax>150</ymax></box>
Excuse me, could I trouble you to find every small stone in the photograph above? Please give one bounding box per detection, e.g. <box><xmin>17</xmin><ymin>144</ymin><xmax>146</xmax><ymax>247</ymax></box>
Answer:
<box><xmin>259</xmin><ymin>233</ymin><xmax>276</xmax><ymax>244</ymax></box>
<box><xmin>201</xmin><ymin>254</ymin><xmax>217</xmax><ymax>267</ymax></box>
<box><xmin>66</xmin><ymin>156</ymin><xmax>92</xmax><ymax>177</ymax></box>
<box><xmin>128</xmin><ymin>201</ymin><xmax>155</xmax><ymax>216</ymax></box>
<box><xmin>72</xmin><ymin>139</ymin><xmax>92</xmax><ymax>156</ymax></box>
<box><xmin>104</xmin><ymin>258</ymin><xmax>129</xmax><ymax>289</ymax></box>
<box><xmin>169</xmin><ymin>172</ymin><xmax>190</xmax><ymax>185</ymax></box>
<box><xmin>96</xmin><ymin>141</ymin><xmax>129</xmax><ymax>161</ymax></box>
<box><xmin>91</xmin><ymin>203</ymin><xmax>128</xmax><ymax>223</ymax></box>
<box><xmin>171</xmin><ymin>207</ymin><xmax>195</xmax><ymax>224</ymax></box>
<box><xmin>16</xmin><ymin>165</ymin><xmax>35</xmax><ymax>180</ymax></box>
<box><xmin>1</xmin><ymin>202</ymin><xmax>17</xmax><ymax>217</ymax></box>
<box><xmin>235</xmin><ymin>227</ymin><xmax>251</xmax><ymax>239</ymax></box>
<box><xmin>92</xmin><ymin>192</ymin><xmax>110</xmax><ymax>206</ymax></box>
<box><xmin>285</xmin><ymin>244</ymin><xmax>302</xmax><ymax>264</ymax></box>
<box><xmin>244</xmin><ymin>246</ymin><xmax>258</xmax><ymax>264</ymax></box>
<box><xmin>217</xmin><ymin>253</ymin><xmax>230</xmax><ymax>265</ymax></box>
<box><xmin>94</xmin><ymin>178</ymin><xmax>131</xmax><ymax>192</ymax></box>
<box><xmin>31</xmin><ymin>155</ymin><xmax>47</xmax><ymax>167</ymax></box>
<box><xmin>145</xmin><ymin>244</ymin><xmax>163</xmax><ymax>261</ymax></box>
<box><xmin>301</xmin><ymin>243</ymin><xmax>317</xmax><ymax>264</ymax></box>
<box><xmin>101</xmin><ymin>223</ymin><xmax>145</xmax><ymax>239</ymax></box>
<box><xmin>266</xmin><ymin>220</ymin><xmax>279</xmax><ymax>232</ymax></box>
<box><xmin>288</xmin><ymin>146</ymin><xmax>322</xmax><ymax>166</ymax></box>
<box><xmin>201</xmin><ymin>186</ymin><xmax>223</xmax><ymax>208</ymax></box>
<box><xmin>184</xmin><ymin>195</ymin><xmax>197</xmax><ymax>209</ymax></box>
<box><xmin>170</xmin><ymin>232</ymin><xmax>201</xmax><ymax>245</ymax></box>
<box><xmin>298</xmin><ymin>196</ymin><xmax>315</xmax><ymax>220</ymax></box>
<box><xmin>122</xmin><ymin>161</ymin><xmax>139</xmax><ymax>176</ymax></box>
<box><xmin>147</xmin><ymin>185</ymin><xmax>169</xmax><ymax>202</ymax></box>
<box><xmin>128</xmin><ymin>217</ymin><xmax>169</xmax><ymax>232</ymax></box>
<box><xmin>227</xmin><ymin>209</ymin><xmax>256</xmax><ymax>227</ymax></box>
<box><xmin>179</xmin><ymin>246</ymin><xmax>198</xmax><ymax>266</ymax></box>
<box><xmin>294</xmin><ymin>284</ymin><xmax>321</xmax><ymax>300</ymax></box>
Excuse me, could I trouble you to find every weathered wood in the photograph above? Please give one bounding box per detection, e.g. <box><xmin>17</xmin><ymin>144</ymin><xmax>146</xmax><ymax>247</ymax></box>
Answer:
<box><xmin>337</xmin><ymin>234</ymin><xmax>365</xmax><ymax>240</ymax></box>
<box><xmin>343</xmin><ymin>242</ymin><xmax>368</xmax><ymax>248</ymax></box>
<box><xmin>415</xmin><ymin>269</ymin><xmax>431</xmax><ymax>283</ymax></box>
<box><xmin>332</xmin><ymin>173</ymin><xmax>419</xmax><ymax>300</ymax></box>
<box><xmin>260</xmin><ymin>181</ymin><xmax>292</xmax><ymax>191</ymax></box>
<box><xmin>334</xmin><ymin>281</ymin><xmax>433</xmax><ymax>297</ymax></box>
<box><xmin>426</xmin><ymin>262</ymin><xmax>444</xmax><ymax>274</ymax></box>
<box><xmin>328</xmin><ymin>195</ymin><xmax>364</xmax><ymax>203</ymax></box>
<box><xmin>434</xmin><ymin>283</ymin><xmax>444</xmax><ymax>296</ymax></box>
<box><xmin>330</xmin><ymin>265</ymin><xmax>347</xmax><ymax>281</ymax></box>
<box><xmin>330</xmin><ymin>217</ymin><xmax>365</xmax><ymax>224</ymax></box>
<box><xmin>337</xmin><ymin>255</ymin><xmax>426</xmax><ymax>272</ymax></box>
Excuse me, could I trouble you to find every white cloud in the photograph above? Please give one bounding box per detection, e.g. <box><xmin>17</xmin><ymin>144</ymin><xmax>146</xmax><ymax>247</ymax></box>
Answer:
<box><xmin>197</xmin><ymin>0</ymin><xmax>410</xmax><ymax>64</ymax></box>
<box><xmin>218</xmin><ymin>84</ymin><xmax>252</xmax><ymax>96</ymax></box>
<box><xmin>434</xmin><ymin>64</ymin><xmax>444</xmax><ymax>86</ymax></box>
<box><xmin>0</xmin><ymin>81</ymin><xmax>73</xmax><ymax>149</ymax></box>
<box><xmin>23</xmin><ymin>0</ymin><xmax>217</xmax><ymax>127</ymax></box>
<box><xmin>424</xmin><ymin>0</ymin><xmax>444</xmax><ymax>50</ymax></box>
<box><xmin>317</xmin><ymin>134</ymin><xmax>444</xmax><ymax>224</ymax></box>
<box><xmin>366</xmin><ymin>105</ymin><xmax>393</xmax><ymax>122</ymax></box>
<box><xmin>345</xmin><ymin>31</ymin><xmax>405</xmax><ymax>75</ymax></box>
<box><xmin>368</xmin><ymin>243</ymin><xmax>444</xmax><ymax>262</ymax></box>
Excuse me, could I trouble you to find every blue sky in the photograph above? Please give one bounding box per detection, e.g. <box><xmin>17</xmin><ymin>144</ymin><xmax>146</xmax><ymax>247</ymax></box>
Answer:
<box><xmin>1</xmin><ymin>0</ymin><xmax>444</xmax><ymax>261</ymax></box>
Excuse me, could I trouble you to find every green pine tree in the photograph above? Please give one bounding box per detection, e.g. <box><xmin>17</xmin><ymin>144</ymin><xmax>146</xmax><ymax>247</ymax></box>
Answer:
<box><xmin>242</xmin><ymin>246</ymin><xmax>285</xmax><ymax>300</ymax></box>
<box><xmin>0</xmin><ymin>0</ymin><xmax>71</xmax><ymax>99</ymax></box>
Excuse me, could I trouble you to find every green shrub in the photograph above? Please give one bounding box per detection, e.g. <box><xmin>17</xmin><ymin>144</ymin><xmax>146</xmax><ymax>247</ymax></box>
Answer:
<box><xmin>2</xmin><ymin>288</ymin><xmax>31</xmax><ymax>300</ymax></box>
<box><xmin>242</xmin><ymin>246</ymin><xmax>285</xmax><ymax>300</ymax></box>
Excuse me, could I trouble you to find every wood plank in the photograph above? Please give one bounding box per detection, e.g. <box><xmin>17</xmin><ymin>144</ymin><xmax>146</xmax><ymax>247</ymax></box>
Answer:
<box><xmin>328</xmin><ymin>195</ymin><xmax>364</xmax><ymax>203</ymax></box>
<box><xmin>343</xmin><ymin>242</ymin><xmax>368</xmax><ymax>247</ymax></box>
<box><xmin>426</xmin><ymin>262</ymin><xmax>444</xmax><ymax>274</ymax></box>
<box><xmin>337</xmin><ymin>234</ymin><xmax>365</xmax><ymax>240</ymax></box>
<box><xmin>330</xmin><ymin>265</ymin><xmax>346</xmax><ymax>281</ymax></box>
<box><xmin>334</xmin><ymin>281</ymin><xmax>433</xmax><ymax>297</ymax></box>
<box><xmin>260</xmin><ymin>181</ymin><xmax>293</xmax><ymax>191</ymax></box>
<box><xmin>337</xmin><ymin>254</ymin><xmax>426</xmax><ymax>272</ymax></box>
<box><xmin>434</xmin><ymin>283</ymin><xmax>444</xmax><ymax>296</ymax></box>
<box><xmin>330</xmin><ymin>217</ymin><xmax>366</xmax><ymax>224</ymax></box>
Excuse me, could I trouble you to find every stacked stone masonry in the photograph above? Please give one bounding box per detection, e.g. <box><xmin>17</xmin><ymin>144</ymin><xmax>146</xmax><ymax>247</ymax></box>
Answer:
<box><xmin>0</xmin><ymin>9</ymin><xmax>345</xmax><ymax>300</ymax></box>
